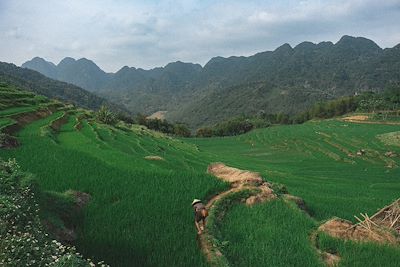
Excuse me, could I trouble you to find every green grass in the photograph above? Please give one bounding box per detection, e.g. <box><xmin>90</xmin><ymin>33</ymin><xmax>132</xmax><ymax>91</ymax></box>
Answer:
<box><xmin>0</xmin><ymin>118</ymin><xmax>15</xmax><ymax>130</ymax></box>
<box><xmin>187</xmin><ymin>120</ymin><xmax>400</xmax><ymax>221</ymax></box>
<box><xmin>219</xmin><ymin>200</ymin><xmax>322</xmax><ymax>267</ymax></box>
<box><xmin>377</xmin><ymin>131</ymin><xmax>400</xmax><ymax>147</ymax></box>
<box><xmin>318</xmin><ymin>233</ymin><xmax>400</xmax><ymax>267</ymax></box>
<box><xmin>2</xmin><ymin>84</ymin><xmax>400</xmax><ymax>267</ymax></box>
<box><xmin>0</xmin><ymin>83</ymin><xmax>49</xmax><ymax>115</ymax></box>
<box><xmin>0</xmin><ymin>106</ymin><xmax>39</xmax><ymax>116</ymax></box>
<box><xmin>0</xmin><ymin>111</ymin><xmax>227</xmax><ymax>266</ymax></box>
<box><xmin>185</xmin><ymin>119</ymin><xmax>400</xmax><ymax>266</ymax></box>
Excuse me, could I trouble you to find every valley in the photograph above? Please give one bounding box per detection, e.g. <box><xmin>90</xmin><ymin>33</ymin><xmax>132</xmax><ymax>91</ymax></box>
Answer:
<box><xmin>1</xmin><ymin>82</ymin><xmax>399</xmax><ymax>266</ymax></box>
<box><xmin>22</xmin><ymin>36</ymin><xmax>400</xmax><ymax>129</ymax></box>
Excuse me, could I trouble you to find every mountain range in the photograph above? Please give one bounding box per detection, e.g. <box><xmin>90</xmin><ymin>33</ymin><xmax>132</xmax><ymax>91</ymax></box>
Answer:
<box><xmin>22</xmin><ymin>35</ymin><xmax>400</xmax><ymax>128</ymax></box>
<box><xmin>0</xmin><ymin>62</ymin><xmax>124</xmax><ymax>113</ymax></box>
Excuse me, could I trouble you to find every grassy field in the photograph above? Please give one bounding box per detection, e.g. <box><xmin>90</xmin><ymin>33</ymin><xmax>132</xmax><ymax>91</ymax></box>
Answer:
<box><xmin>186</xmin><ymin>119</ymin><xmax>400</xmax><ymax>266</ymax></box>
<box><xmin>2</xmin><ymin>82</ymin><xmax>400</xmax><ymax>266</ymax></box>
<box><xmin>0</xmin><ymin>110</ymin><xmax>227</xmax><ymax>266</ymax></box>
<box><xmin>219</xmin><ymin>200</ymin><xmax>322</xmax><ymax>267</ymax></box>
<box><xmin>187</xmin><ymin>119</ymin><xmax>400</xmax><ymax>220</ymax></box>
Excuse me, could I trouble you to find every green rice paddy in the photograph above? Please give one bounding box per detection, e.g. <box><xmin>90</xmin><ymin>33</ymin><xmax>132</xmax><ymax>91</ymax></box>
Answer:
<box><xmin>186</xmin><ymin>119</ymin><xmax>400</xmax><ymax>266</ymax></box>
<box><xmin>1</xmin><ymin>84</ymin><xmax>400</xmax><ymax>266</ymax></box>
<box><xmin>0</xmin><ymin>110</ymin><xmax>226</xmax><ymax>266</ymax></box>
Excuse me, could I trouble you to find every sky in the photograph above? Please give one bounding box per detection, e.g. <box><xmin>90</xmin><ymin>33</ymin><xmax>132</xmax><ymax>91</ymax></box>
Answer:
<box><xmin>0</xmin><ymin>0</ymin><xmax>399</xmax><ymax>72</ymax></box>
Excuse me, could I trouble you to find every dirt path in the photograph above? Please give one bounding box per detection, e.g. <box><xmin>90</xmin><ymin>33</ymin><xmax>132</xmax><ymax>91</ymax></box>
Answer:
<box><xmin>199</xmin><ymin>163</ymin><xmax>400</xmax><ymax>266</ymax></box>
<box><xmin>198</xmin><ymin>163</ymin><xmax>276</xmax><ymax>265</ymax></box>
<box><xmin>341</xmin><ymin>115</ymin><xmax>400</xmax><ymax>125</ymax></box>
<box><xmin>198</xmin><ymin>163</ymin><xmax>343</xmax><ymax>267</ymax></box>
<box><xmin>198</xmin><ymin>186</ymin><xmax>252</xmax><ymax>263</ymax></box>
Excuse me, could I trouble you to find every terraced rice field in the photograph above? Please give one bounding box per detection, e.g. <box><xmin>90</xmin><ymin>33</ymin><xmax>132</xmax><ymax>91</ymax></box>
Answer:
<box><xmin>0</xmin><ymin>109</ymin><xmax>226</xmax><ymax>266</ymax></box>
<box><xmin>187</xmin><ymin>119</ymin><xmax>400</xmax><ymax>266</ymax></box>
<box><xmin>1</xmin><ymin>83</ymin><xmax>400</xmax><ymax>266</ymax></box>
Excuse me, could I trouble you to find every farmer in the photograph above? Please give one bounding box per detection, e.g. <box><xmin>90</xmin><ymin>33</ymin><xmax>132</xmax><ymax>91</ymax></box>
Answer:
<box><xmin>192</xmin><ymin>199</ymin><xmax>208</xmax><ymax>234</ymax></box>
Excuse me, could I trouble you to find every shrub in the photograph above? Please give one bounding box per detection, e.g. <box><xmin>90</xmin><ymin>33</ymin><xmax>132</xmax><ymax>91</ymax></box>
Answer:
<box><xmin>116</xmin><ymin>112</ymin><xmax>134</xmax><ymax>124</ymax></box>
<box><xmin>195</xmin><ymin>117</ymin><xmax>255</xmax><ymax>137</ymax></box>
<box><xmin>138</xmin><ymin>117</ymin><xmax>191</xmax><ymax>137</ymax></box>
<box><xmin>96</xmin><ymin>106</ymin><xmax>117</xmax><ymax>125</ymax></box>
<box><xmin>271</xmin><ymin>183</ymin><xmax>288</xmax><ymax>195</ymax></box>
<box><xmin>196</xmin><ymin>127</ymin><xmax>214</xmax><ymax>137</ymax></box>
<box><xmin>173</xmin><ymin>123</ymin><xmax>191</xmax><ymax>137</ymax></box>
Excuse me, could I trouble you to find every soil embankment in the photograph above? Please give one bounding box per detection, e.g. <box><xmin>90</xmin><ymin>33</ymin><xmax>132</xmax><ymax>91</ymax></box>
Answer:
<box><xmin>342</xmin><ymin>115</ymin><xmax>400</xmax><ymax>125</ymax></box>
<box><xmin>3</xmin><ymin>109</ymin><xmax>53</xmax><ymax>135</ymax></box>
<box><xmin>198</xmin><ymin>163</ymin><xmax>276</xmax><ymax>265</ymax></box>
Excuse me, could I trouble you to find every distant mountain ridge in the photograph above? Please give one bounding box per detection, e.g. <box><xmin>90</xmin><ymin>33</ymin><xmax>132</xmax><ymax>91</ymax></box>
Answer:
<box><xmin>0</xmin><ymin>62</ymin><xmax>125</xmax><ymax>113</ymax></box>
<box><xmin>23</xmin><ymin>57</ymin><xmax>111</xmax><ymax>91</ymax></box>
<box><xmin>22</xmin><ymin>35</ymin><xmax>400</xmax><ymax>128</ymax></box>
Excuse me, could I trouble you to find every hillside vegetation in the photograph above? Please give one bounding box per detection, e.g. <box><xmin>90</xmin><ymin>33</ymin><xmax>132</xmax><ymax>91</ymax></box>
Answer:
<box><xmin>0</xmin><ymin>82</ymin><xmax>226</xmax><ymax>266</ymax></box>
<box><xmin>23</xmin><ymin>36</ymin><xmax>400</xmax><ymax>128</ymax></box>
<box><xmin>1</xmin><ymin>81</ymin><xmax>400</xmax><ymax>266</ymax></box>
<box><xmin>0</xmin><ymin>62</ymin><xmax>124</xmax><ymax>113</ymax></box>
<box><xmin>195</xmin><ymin>87</ymin><xmax>400</xmax><ymax>137</ymax></box>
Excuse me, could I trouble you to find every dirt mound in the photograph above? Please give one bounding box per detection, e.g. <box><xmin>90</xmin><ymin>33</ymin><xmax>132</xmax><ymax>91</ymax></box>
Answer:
<box><xmin>245</xmin><ymin>186</ymin><xmax>276</xmax><ymax>206</ymax></box>
<box><xmin>319</xmin><ymin>217</ymin><xmax>398</xmax><ymax>244</ymax></box>
<box><xmin>206</xmin><ymin>163</ymin><xmax>276</xmax><ymax>207</ymax></box>
<box><xmin>207</xmin><ymin>163</ymin><xmax>263</xmax><ymax>186</ymax></box>
<box><xmin>343</xmin><ymin>115</ymin><xmax>369</xmax><ymax>121</ymax></box>
<box><xmin>145</xmin><ymin>155</ymin><xmax>165</xmax><ymax>161</ymax></box>
<box><xmin>320</xmin><ymin>199</ymin><xmax>400</xmax><ymax>245</ymax></box>
<box><xmin>199</xmin><ymin>163</ymin><xmax>278</xmax><ymax>264</ymax></box>
<box><xmin>342</xmin><ymin>115</ymin><xmax>400</xmax><ymax>125</ymax></box>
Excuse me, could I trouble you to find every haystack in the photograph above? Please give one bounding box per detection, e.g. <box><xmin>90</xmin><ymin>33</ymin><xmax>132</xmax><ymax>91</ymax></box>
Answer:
<box><xmin>319</xmin><ymin>199</ymin><xmax>400</xmax><ymax>244</ymax></box>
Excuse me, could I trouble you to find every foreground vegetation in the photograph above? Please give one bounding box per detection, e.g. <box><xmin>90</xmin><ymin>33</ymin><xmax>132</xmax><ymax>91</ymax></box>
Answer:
<box><xmin>0</xmin><ymin>158</ymin><xmax>96</xmax><ymax>266</ymax></box>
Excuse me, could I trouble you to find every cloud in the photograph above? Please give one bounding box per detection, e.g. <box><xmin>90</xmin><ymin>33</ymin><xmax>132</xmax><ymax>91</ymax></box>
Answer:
<box><xmin>0</xmin><ymin>0</ymin><xmax>399</xmax><ymax>72</ymax></box>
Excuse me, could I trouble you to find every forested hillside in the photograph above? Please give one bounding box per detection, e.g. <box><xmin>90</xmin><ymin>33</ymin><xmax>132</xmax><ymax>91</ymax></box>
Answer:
<box><xmin>22</xmin><ymin>36</ymin><xmax>400</xmax><ymax>128</ymax></box>
<box><xmin>0</xmin><ymin>62</ymin><xmax>124</xmax><ymax>113</ymax></box>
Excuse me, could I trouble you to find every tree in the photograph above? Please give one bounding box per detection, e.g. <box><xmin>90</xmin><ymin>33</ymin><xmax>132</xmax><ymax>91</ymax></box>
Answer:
<box><xmin>196</xmin><ymin>127</ymin><xmax>214</xmax><ymax>137</ymax></box>
<box><xmin>173</xmin><ymin>124</ymin><xmax>191</xmax><ymax>137</ymax></box>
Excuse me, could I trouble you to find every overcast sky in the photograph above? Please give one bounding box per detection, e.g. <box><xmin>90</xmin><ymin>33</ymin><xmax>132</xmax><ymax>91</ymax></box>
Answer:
<box><xmin>0</xmin><ymin>0</ymin><xmax>399</xmax><ymax>72</ymax></box>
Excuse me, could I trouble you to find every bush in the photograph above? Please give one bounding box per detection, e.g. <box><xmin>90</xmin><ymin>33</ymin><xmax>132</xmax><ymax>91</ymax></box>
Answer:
<box><xmin>173</xmin><ymin>123</ymin><xmax>191</xmax><ymax>137</ymax></box>
<box><xmin>196</xmin><ymin>127</ymin><xmax>214</xmax><ymax>137</ymax></box>
<box><xmin>116</xmin><ymin>112</ymin><xmax>134</xmax><ymax>124</ymax></box>
<box><xmin>96</xmin><ymin>106</ymin><xmax>117</xmax><ymax>125</ymax></box>
<box><xmin>198</xmin><ymin>117</ymin><xmax>255</xmax><ymax>137</ymax></box>
<box><xmin>138</xmin><ymin>117</ymin><xmax>191</xmax><ymax>137</ymax></box>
